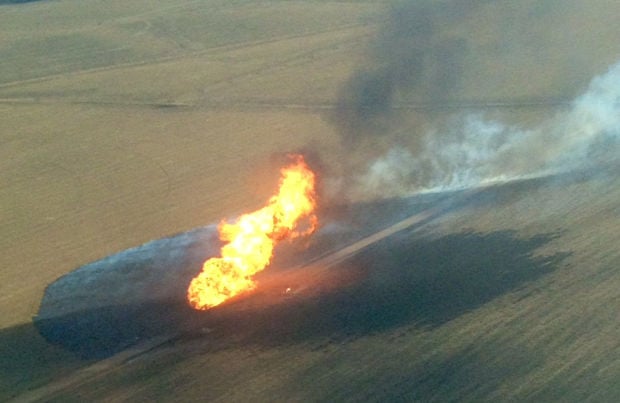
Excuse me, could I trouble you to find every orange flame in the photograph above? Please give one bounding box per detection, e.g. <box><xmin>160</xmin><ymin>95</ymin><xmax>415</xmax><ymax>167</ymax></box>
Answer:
<box><xmin>187</xmin><ymin>154</ymin><xmax>318</xmax><ymax>310</ymax></box>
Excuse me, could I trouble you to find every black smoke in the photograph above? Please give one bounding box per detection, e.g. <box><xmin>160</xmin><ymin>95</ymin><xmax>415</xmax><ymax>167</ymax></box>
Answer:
<box><xmin>332</xmin><ymin>0</ymin><xmax>486</xmax><ymax>144</ymax></box>
<box><xmin>328</xmin><ymin>1</ymin><xmax>620</xmax><ymax>200</ymax></box>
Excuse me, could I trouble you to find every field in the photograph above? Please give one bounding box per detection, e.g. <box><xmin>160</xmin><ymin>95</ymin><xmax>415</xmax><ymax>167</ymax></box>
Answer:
<box><xmin>1</xmin><ymin>0</ymin><xmax>619</xmax><ymax>401</ymax></box>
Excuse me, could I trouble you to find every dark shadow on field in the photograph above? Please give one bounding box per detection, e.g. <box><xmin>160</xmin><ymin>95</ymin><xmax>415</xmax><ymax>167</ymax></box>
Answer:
<box><xmin>0</xmin><ymin>322</ymin><xmax>86</xmax><ymax>400</ymax></box>
<box><xmin>32</xmin><ymin>175</ymin><xmax>572</xmax><ymax>360</ymax></box>
<box><xmin>35</xmin><ymin>300</ymin><xmax>203</xmax><ymax>360</ymax></box>
<box><xmin>195</xmin><ymin>229</ymin><xmax>567</xmax><ymax>350</ymax></box>
<box><xmin>31</xmin><ymin>191</ymin><xmax>460</xmax><ymax>361</ymax></box>
<box><xmin>32</xmin><ymin>229</ymin><xmax>566</xmax><ymax>361</ymax></box>
<box><xmin>342</xmin><ymin>230</ymin><xmax>564</xmax><ymax>327</ymax></box>
<box><xmin>32</xmin><ymin>171</ymin><xmax>588</xmax><ymax>360</ymax></box>
<box><xmin>0</xmin><ymin>0</ymin><xmax>45</xmax><ymax>4</ymax></box>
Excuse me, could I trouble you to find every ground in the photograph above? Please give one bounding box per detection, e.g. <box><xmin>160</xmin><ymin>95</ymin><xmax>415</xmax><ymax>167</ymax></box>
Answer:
<box><xmin>0</xmin><ymin>0</ymin><xmax>619</xmax><ymax>401</ymax></box>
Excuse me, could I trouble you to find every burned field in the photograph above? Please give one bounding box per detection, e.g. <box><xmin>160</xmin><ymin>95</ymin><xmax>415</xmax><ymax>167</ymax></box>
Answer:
<box><xmin>13</xmin><ymin>165</ymin><xmax>617</xmax><ymax>401</ymax></box>
<box><xmin>2</xmin><ymin>0</ymin><xmax>620</xmax><ymax>401</ymax></box>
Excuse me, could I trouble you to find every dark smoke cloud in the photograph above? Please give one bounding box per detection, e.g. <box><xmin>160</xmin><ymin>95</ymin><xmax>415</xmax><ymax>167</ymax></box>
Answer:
<box><xmin>326</xmin><ymin>1</ymin><xmax>620</xmax><ymax>201</ymax></box>
<box><xmin>332</xmin><ymin>0</ymin><xmax>486</xmax><ymax>144</ymax></box>
<box><xmin>352</xmin><ymin>60</ymin><xmax>620</xmax><ymax>199</ymax></box>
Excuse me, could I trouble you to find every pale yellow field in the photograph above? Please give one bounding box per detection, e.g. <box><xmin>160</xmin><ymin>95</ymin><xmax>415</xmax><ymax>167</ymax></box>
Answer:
<box><xmin>1</xmin><ymin>0</ymin><xmax>619</xmax><ymax>400</ymax></box>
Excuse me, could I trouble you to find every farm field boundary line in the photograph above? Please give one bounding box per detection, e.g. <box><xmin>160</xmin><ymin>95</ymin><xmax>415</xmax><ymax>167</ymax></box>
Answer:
<box><xmin>0</xmin><ymin>97</ymin><xmax>573</xmax><ymax>111</ymax></box>
<box><xmin>0</xmin><ymin>23</ymin><xmax>372</xmax><ymax>90</ymax></box>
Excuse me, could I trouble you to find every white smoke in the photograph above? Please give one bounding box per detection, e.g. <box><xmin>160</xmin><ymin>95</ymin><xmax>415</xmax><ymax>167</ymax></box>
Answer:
<box><xmin>354</xmin><ymin>60</ymin><xmax>620</xmax><ymax>199</ymax></box>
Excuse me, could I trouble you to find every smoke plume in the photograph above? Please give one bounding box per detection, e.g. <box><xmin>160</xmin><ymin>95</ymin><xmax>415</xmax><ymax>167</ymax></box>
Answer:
<box><xmin>332</xmin><ymin>0</ymin><xmax>484</xmax><ymax>144</ymax></box>
<box><xmin>353</xmin><ymin>60</ymin><xmax>620</xmax><ymax>199</ymax></box>
<box><xmin>328</xmin><ymin>1</ymin><xmax>620</xmax><ymax>200</ymax></box>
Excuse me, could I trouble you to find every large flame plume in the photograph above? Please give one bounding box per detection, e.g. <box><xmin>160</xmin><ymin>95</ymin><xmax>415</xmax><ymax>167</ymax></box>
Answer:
<box><xmin>187</xmin><ymin>154</ymin><xmax>318</xmax><ymax>310</ymax></box>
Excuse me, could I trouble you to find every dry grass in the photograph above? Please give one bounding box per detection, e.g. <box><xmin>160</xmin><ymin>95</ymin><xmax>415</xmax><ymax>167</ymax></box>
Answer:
<box><xmin>1</xmin><ymin>0</ymin><xmax>619</xmax><ymax>400</ymax></box>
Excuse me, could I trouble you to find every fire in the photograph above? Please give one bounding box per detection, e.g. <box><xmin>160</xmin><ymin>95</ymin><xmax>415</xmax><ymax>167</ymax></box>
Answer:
<box><xmin>187</xmin><ymin>154</ymin><xmax>318</xmax><ymax>310</ymax></box>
